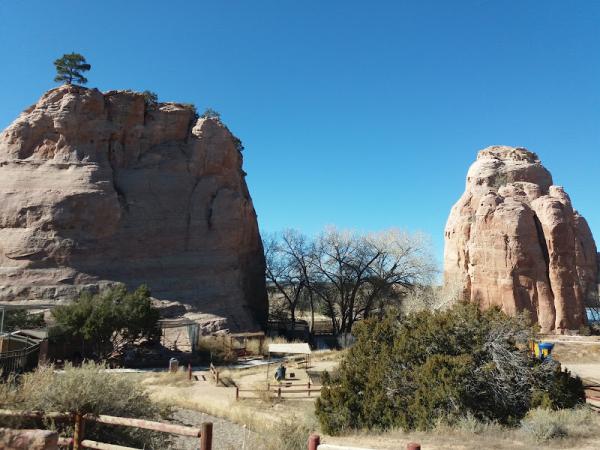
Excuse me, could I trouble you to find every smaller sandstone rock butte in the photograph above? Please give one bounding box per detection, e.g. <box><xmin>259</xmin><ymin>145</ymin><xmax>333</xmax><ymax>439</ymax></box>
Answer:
<box><xmin>0</xmin><ymin>85</ymin><xmax>267</xmax><ymax>331</ymax></box>
<box><xmin>444</xmin><ymin>146</ymin><xmax>598</xmax><ymax>333</ymax></box>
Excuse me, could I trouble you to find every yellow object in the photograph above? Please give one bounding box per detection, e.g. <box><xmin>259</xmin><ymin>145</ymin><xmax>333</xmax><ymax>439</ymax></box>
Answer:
<box><xmin>529</xmin><ymin>340</ymin><xmax>554</xmax><ymax>360</ymax></box>
<box><xmin>529</xmin><ymin>340</ymin><xmax>539</xmax><ymax>357</ymax></box>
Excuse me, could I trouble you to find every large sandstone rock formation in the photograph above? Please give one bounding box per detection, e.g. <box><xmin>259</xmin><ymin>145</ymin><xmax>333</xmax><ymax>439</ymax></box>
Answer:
<box><xmin>0</xmin><ymin>85</ymin><xmax>267</xmax><ymax>331</ymax></box>
<box><xmin>444</xmin><ymin>146</ymin><xmax>598</xmax><ymax>333</ymax></box>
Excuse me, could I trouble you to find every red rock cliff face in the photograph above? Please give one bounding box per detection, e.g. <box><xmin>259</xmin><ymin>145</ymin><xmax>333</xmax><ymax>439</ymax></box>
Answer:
<box><xmin>444</xmin><ymin>146</ymin><xmax>597</xmax><ymax>333</ymax></box>
<box><xmin>0</xmin><ymin>85</ymin><xmax>267</xmax><ymax>330</ymax></box>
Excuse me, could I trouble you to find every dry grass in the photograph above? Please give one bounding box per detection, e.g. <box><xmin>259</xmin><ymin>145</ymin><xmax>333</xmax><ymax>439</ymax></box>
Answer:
<box><xmin>244</xmin><ymin>417</ymin><xmax>312</xmax><ymax>450</ymax></box>
<box><xmin>197</xmin><ymin>336</ymin><xmax>237</xmax><ymax>363</ymax></box>
<box><xmin>520</xmin><ymin>407</ymin><xmax>598</xmax><ymax>443</ymax></box>
<box><xmin>315</xmin><ymin>407</ymin><xmax>600</xmax><ymax>450</ymax></box>
<box><xmin>142</xmin><ymin>369</ymin><xmax>195</xmax><ymax>387</ymax></box>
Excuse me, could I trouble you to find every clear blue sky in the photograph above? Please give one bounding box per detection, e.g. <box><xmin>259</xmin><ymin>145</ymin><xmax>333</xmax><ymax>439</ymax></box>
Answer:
<box><xmin>1</xmin><ymin>1</ymin><xmax>598</xmax><ymax>269</ymax></box>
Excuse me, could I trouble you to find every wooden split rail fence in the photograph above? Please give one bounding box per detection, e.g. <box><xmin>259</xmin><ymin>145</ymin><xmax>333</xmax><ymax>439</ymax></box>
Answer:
<box><xmin>0</xmin><ymin>409</ymin><xmax>213</xmax><ymax>450</ymax></box>
<box><xmin>235</xmin><ymin>381</ymin><xmax>321</xmax><ymax>400</ymax></box>
<box><xmin>209</xmin><ymin>362</ymin><xmax>220</xmax><ymax>385</ymax></box>
<box><xmin>308</xmin><ymin>434</ymin><xmax>421</xmax><ymax>450</ymax></box>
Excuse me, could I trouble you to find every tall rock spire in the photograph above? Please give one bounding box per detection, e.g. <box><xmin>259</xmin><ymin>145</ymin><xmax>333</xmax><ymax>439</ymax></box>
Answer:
<box><xmin>444</xmin><ymin>146</ymin><xmax>597</xmax><ymax>333</ymax></box>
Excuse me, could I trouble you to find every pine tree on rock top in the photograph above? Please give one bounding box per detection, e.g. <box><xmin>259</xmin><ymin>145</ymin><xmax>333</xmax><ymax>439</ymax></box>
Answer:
<box><xmin>54</xmin><ymin>53</ymin><xmax>91</xmax><ymax>85</ymax></box>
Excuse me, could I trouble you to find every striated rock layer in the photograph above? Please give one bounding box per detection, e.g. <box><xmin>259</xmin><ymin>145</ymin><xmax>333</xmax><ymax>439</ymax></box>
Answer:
<box><xmin>0</xmin><ymin>85</ymin><xmax>267</xmax><ymax>331</ymax></box>
<box><xmin>444</xmin><ymin>146</ymin><xmax>597</xmax><ymax>333</ymax></box>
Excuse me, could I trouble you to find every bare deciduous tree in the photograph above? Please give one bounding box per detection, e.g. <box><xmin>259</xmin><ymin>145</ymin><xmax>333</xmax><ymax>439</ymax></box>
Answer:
<box><xmin>264</xmin><ymin>227</ymin><xmax>436</xmax><ymax>336</ymax></box>
<box><xmin>264</xmin><ymin>230</ymin><xmax>312</xmax><ymax>331</ymax></box>
<box><xmin>310</xmin><ymin>227</ymin><xmax>436</xmax><ymax>334</ymax></box>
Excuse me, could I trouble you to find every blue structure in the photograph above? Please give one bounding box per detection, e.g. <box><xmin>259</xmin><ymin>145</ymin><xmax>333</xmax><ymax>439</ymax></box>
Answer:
<box><xmin>586</xmin><ymin>308</ymin><xmax>600</xmax><ymax>324</ymax></box>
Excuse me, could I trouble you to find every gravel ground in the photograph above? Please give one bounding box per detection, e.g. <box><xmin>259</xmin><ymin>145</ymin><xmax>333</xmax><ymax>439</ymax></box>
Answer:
<box><xmin>170</xmin><ymin>408</ymin><xmax>257</xmax><ymax>450</ymax></box>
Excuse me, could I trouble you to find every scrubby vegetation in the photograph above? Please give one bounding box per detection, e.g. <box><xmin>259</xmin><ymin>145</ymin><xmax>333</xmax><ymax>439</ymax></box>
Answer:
<box><xmin>51</xmin><ymin>285</ymin><xmax>160</xmax><ymax>360</ymax></box>
<box><xmin>315</xmin><ymin>302</ymin><xmax>585</xmax><ymax>434</ymax></box>
<box><xmin>2</xmin><ymin>309</ymin><xmax>45</xmax><ymax>332</ymax></box>
<box><xmin>142</xmin><ymin>90</ymin><xmax>159</xmax><ymax>109</ymax></box>
<box><xmin>0</xmin><ymin>362</ymin><xmax>170</xmax><ymax>448</ymax></box>
<box><xmin>520</xmin><ymin>407</ymin><xmax>597</xmax><ymax>442</ymax></box>
<box><xmin>200</xmin><ymin>107</ymin><xmax>221</xmax><ymax>120</ymax></box>
<box><xmin>247</xmin><ymin>418</ymin><xmax>311</xmax><ymax>450</ymax></box>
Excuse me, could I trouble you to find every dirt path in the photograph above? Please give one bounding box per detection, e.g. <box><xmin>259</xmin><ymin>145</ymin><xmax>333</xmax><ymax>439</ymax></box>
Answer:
<box><xmin>170</xmin><ymin>408</ymin><xmax>257</xmax><ymax>450</ymax></box>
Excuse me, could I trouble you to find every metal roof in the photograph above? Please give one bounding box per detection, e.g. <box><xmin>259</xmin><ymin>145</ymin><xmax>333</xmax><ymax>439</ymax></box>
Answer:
<box><xmin>268</xmin><ymin>343</ymin><xmax>311</xmax><ymax>354</ymax></box>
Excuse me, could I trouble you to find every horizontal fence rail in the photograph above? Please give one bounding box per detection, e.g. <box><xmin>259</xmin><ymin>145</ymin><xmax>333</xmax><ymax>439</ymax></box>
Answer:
<box><xmin>235</xmin><ymin>383</ymin><xmax>322</xmax><ymax>400</ymax></box>
<box><xmin>308</xmin><ymin>434</ymin><xmax>421</xmax><ymax>450</ymax></box>
<box><xmin>209</xmin><ymin>362</ymin><xmax>220</xmax><ymax>385</ymax></box>
<box><xmin>80</xmin><ymin>440</ymin><xmax>138</xmax><ymax>450</ymax></box>
<box><xmin>0</xmin><ymin>409</ymin><xmax>212</xmax><ymax>449</ymax></box>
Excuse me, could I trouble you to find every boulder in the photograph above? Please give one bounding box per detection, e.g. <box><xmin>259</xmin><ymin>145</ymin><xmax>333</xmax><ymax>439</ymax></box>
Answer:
<box><xmin>444</xmin><ymin>146</ymin><xmax>597</xmax><ymax>332</ymax></box>
<box><xmin>0</xmin><ymin>429</ymin><xmax>58</xmax><ymax>450</ymax></box>
<box><xmin>0</xmin><ymin>85</ymin><xmax>267</xmax><ymax>331</ymax></box>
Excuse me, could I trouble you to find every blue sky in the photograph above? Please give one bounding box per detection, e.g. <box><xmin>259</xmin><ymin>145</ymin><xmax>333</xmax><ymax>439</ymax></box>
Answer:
<box><xmin>1</xmin><ymin>1</ymin><xmax>598</xmax><ymax>269</ymax></box>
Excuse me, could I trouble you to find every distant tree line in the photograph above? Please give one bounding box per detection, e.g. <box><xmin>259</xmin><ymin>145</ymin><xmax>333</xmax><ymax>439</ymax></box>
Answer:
<box><xmin>1</xmin><ymin>309</ymin><xmax>45</xmax><ymax>333</ymax></box>
<box><xmin>263</xmin><ymin>227</ymin><xmax>435</xmax><ymax>335</ymax></box>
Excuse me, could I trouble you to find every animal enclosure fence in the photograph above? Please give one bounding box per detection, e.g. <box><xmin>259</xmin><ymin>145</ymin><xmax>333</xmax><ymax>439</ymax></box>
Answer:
<box><xmin>0</xmin><ymin>335</ymin><xmax>40</xmax><ymax>377</ymax></box>
<box><xmin>0</xmin><ymin>409</ymin><xmax>213</xmax><ymax>450</ymax></box>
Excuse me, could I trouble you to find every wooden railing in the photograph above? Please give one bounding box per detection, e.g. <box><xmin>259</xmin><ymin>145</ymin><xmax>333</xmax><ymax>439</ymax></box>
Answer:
<box><xmin>209</xmin><ymin>362</ymin><xmax>220</xmax><ymax>385</ymax></box>
<box><xmin>0</xmin><ymin>409</ymin><xmax>212</xmax><ymax>450</ymax></box>
<box><xmin>235</xmin><ymin>381</ymin><xmax>321</xmax><ymax>400</ymax></box>
<box><xmin>308</xmin><ymin>434</ymin><xmax>421</xmax><ymax>450</ymax></box>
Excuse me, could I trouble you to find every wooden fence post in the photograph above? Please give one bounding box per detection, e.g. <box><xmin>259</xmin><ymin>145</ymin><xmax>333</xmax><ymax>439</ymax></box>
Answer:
<box><xmin>407</xmin><ymin>443</ymin><xmax>421</xmax><ymax>450</ymax></box>
<box><xmin>308</xmin><ymin>380</ymin><xmax>311</xmax><ymax>397</ymax></box>
<box><xmin>188</xmin><ymin>363</ymin><xmax>192</xmax><ymax>381</ymax></box>
<box><xmin>277</xmin><ymin>386</ymin><xmax>281</xmax><ymax>399</ymax></box>
<box><xmin>200</xmin><ymin>422</ymin><xmax>213</xmax><ymax>450</ymax></box>
<box><xmin>308</xmin><ymin>433</ymin><xmax>320</xmax><ymax>450</ymax></box>
<box><xmin>73</xmin><ymin>413</ymin><xmax>84</xmax><ymax>450</ymax></box>
<box><xmin>235</xmin><ymin>386</ymin><xmax>239</xmax><ymax>401</ymax></box>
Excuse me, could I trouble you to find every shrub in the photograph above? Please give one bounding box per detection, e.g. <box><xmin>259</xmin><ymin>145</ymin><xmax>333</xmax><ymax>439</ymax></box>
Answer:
<box><xmin>2</xmin><ymin>309</ymin><xmax>45</xmax><ymax>332</ymax></box>
<box><xmin>142</xmin><ymin>90</ymin><xmax>158</xmax><ymax>109</ymax></box>
<box><xmin>233</xmin><ymin>135</ymin><xmax>244</xmax><ymax>152</ymax></box>
<box><xmin>196</xmin><ymin>336</ymin><xmax>237</xmax><ymax>363</ymax></box>
<box><xmin>51</xmin><ymin>285</ymin><xmax>160</xmax><ymax>360</ymax></box>
<box><xmin>531</xmin><ymin>367</ymin><xmax>585</xmax><ymax>410</ymax></box>
<box><xmin>316</xmin><ymin>302</ymin><xmax>585</xmax><ymax>434</ymax></box>
<box><xmin>200</xmin><ymin>108</ymin><xmax>221</xmax><ymax>120</ymax></box>
<box><xmin>520</xmin><ymin>408</ymin><xmax>568</xmax><ymax>442</ymax></box>
<box><xmin>0</xmin><ymin>362</ymin><xmax>170</xmax><ymax>448</ymax></box>
<box><xmin>248</xmin><ymin>417</ymin><xmax>310</xmax><ymax>450</ymax></box>
<box><xmin>408</xmin><ymin>354</ymin><xmax>473</xmax><ymax>429</ymax></box>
